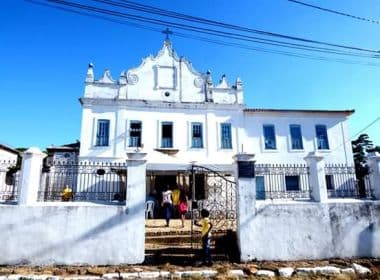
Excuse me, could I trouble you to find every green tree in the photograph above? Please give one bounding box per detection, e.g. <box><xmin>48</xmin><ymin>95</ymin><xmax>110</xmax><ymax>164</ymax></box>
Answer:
<box><xmin>351</xmin><ymin>134</ymin><xmax>379</xmax><ymax>197</ymax></box>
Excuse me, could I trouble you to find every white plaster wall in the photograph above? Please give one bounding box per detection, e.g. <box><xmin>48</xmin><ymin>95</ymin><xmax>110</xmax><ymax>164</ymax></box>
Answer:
<box><xmin>212</xmin><ymin>88</ymin><xmax>237</xmax><ymax>104</ymax></box>
<box><xmin>0</xmin><ymin>150</ymin><xmax>17</xmax><ymax>161</ymax></box>
<box><xmin>0</xmin><ymin>204</ymin><xmax>144</xmax><ymax>265</ymax></box>
<box><xmin>79</xmin><ymin>104</ymin><xmax>353</xmax><ymax>168</ymax></box>
<box><xmin>83</xmin><ymin>42</ymin><xmax>241</xmax><ymax>105</ymax></box>
<box><xmin>239</xmin><ymin>201</ymin><xmax>380</xmax><ymax>261</ymax></box>
<box><xmin>79</xmin><ymin>42</ymin><xmax>354</xmax><ymax>168</ymax></box>
<box><xmin>84</xmin><ymin>83</ymin><xmax>119</xmax><ymax>99</ymax></box>
<box><xmin>242</xmin><ymin>112</ymin><xmax>354</xmax><ymax>165</ymax></box>
<box><xmin>79</xmin><ymin>103</ymin><xmax>243</xmax><ymax>167</ymax></box>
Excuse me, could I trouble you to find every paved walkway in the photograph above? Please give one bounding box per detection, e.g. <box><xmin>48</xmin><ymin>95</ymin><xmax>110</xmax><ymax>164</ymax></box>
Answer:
<box><xmin>145</xmin><ymin>219</ymin><xmax>195</xmax><ymax>234</ymax></box>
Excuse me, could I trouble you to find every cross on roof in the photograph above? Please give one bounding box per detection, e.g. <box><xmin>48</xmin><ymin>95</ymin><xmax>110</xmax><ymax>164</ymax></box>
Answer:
<box><xmin>162</xmin><ymin>28</ymin><xmax>173</xmax><ymax>41</ymax></box>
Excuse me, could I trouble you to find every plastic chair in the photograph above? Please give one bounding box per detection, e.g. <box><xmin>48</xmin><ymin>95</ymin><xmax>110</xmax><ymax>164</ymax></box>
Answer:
<box><xmin>145</xmin><ymin>200</ymin><xmax>155</xmax><ymax>219</ymax></box>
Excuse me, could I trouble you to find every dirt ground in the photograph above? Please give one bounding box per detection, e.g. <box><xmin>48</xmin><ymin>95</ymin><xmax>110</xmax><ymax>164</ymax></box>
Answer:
<box><xmin>0</xmin><ymin>258</ymin><xmax>379</xmax><ymax>279</ymax></box>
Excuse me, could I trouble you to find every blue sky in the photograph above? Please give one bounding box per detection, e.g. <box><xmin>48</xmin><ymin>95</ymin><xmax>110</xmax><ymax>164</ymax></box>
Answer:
<box><xmin>1</xmin><ymin>0</ymin><xmax>379</xmax><ymax>149</ymax></box>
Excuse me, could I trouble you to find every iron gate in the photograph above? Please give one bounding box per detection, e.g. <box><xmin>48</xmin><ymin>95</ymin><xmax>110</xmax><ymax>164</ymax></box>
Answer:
<box><xmin>189</xmin><ymin>165</ymin><xmax>238</xmax><ymax>260</ymax></box>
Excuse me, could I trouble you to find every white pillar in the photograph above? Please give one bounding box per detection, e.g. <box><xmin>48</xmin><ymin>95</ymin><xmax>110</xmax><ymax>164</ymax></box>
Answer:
<box><xmin>367</xmin><ymin>152</ymin><xmax>380</xmax><ymax>200</ymax></box>
<box><xmin>18</xmin><ymin>147</ymin><xmax>46</xmax><ymax>205</ymax></box>
<box><xmin>126</xmin><ymin>152</ymin><xmax>147</xmax><ymax>262</ymax></box>
<box><xmin>304</xmin><ymin>152</ymin><xmax>327</xmax><ymax>202</ymax></box>
<box><xmin>233</xmin><ymin>153</ymin><xmax>255</xmax><ymax>262</ymax></box>
<box><xmin>0</xmin><ymin>165</ymin><xmax>7</xmax><ymax>191</ymax></box>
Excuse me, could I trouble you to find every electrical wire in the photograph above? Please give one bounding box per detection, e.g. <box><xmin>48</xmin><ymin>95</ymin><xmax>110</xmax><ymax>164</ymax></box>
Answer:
<box><xmin>42</xmin><ymin>0</ymin><xmax>380</xmax><ymax>59</ymax></box>
<box><xmin>288</xmin><ymin>0</ymin><xmax>380</xmax><ymax>25</ymax></box>
<box><xmin>95</xmin><ymin>0</ymin><xmax>380</xmax><ymax>53</ymax></box>
<box><xmin>27</xmin><ymin>0</ymin><xmax>380</xmax><ymax>65</ymax></box>
<box><xmin>329</xmin><ymin>115</ymin><xmax>380</xmax><ymax>153</ymax></box>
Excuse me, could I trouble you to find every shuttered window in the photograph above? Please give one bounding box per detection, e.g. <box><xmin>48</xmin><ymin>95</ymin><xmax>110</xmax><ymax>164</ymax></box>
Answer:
<box><xmin>96</xmin><ymin>119</ymin><xmax>110</xmax><ymax>146</ymax></box>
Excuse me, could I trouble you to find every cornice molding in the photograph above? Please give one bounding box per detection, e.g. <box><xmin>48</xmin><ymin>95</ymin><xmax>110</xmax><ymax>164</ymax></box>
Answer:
<box><xmin>79</xmin><ymin>97</ymin><xmax>244</xmax><ymax>111</ymax></box>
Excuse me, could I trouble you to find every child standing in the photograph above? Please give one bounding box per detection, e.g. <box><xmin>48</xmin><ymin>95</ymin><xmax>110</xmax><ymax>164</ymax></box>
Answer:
<box><xmin>178</xmin><ymin>192</ymin><xmax>188</xmax><ymax>228</ymax></box>
<box><xmin>194</xmin><ymin>208</ymin><xmax>213</xmax><ymax>265</ymax></box>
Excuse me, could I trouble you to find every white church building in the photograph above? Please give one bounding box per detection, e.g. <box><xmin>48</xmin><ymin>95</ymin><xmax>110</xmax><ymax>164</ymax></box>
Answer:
<box><xmin>78</xmin><ymin>39</ymin><xmax>354</xmax><ymax>196</ymax></box>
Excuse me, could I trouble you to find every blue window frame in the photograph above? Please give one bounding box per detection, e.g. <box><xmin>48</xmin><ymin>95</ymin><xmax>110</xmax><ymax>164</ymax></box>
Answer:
<box><xmin>263</xmin><ymin>124</ymin><xmax>276</xmax><ymax>150</ymax></box>
<box><xmin>191</xmin><ymin>122</ymin><xmax>203</xmax><ymax>148</ymax></box>
<box><xmin>285</xmin><ymin>175</ymin><xmax>300</xmax><ymax>191</ymax></box>
<box><xmin>325</xmin><ymin>175</ymin><xmax>334</xmax><ymax>190</ymax></box>
<box><xmin>221</xmin><ymin>123</ymin><xmax>232</xmax><ymax>149</ymax></box>
<box><xmin>96</xmin><ymin>119</ymin><xmax>110</xmax><ymax>146</ymax></box>
<box><xmin>129</xmin><ymin>121</ymin><xmax>142</xmax><ymax>147</ymax></box>
<box><xmin>256</xmin><ymin>176</ymin><xmax>266</xmax><ymax>200</ymax></box>
<box><xmin>161</xmin><ymin>122</ymin><xmax>173</xmax><ymax>148</ymax></box>
<box><xmin>316</xmin><ymin>125</ymin><xmax>330</xmax><ymax>150</ymax></box>
<box><xmin>290</xmin><ymin>124</ymin><xmax>303</xmax><ymax>150</ymax></box>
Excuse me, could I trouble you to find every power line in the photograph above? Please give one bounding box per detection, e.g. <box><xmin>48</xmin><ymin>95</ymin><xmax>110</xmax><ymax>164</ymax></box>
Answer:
<box><xmin>330</xmin><ymin>115</ymin><xmax>380</xmax><ymax>153</ymax></box>
<box><xmin>101</xmin><ymin>0</ymin><xmax>380</xmax><ymax>53</ymax></box>
<box><xmin>26</xmin><ymin>0</ymin><xmax>164</xmax><ymax>33</ymax></box>
<box><xmin>27</xmin><ymin>0</ymin><xmax>380</xmax><ymax>66</ymax></box>
<box><xmin>173</xmin><ymin>32</ymin><xmax>380</xmax><ymax>67</ymax></box>
<box><xmin>41</xmin><ymin>0</ymin><xmax>380</xmax><ymax>59</ymax></box>
<box><xmin>288</xmin><ymin>0</ymin><xmax>380</xmax><ymax>25</ymax></box>
<box><xmin>352</xmin><ymin>116</ymin><xmax>380</xmax><ymax>139</ymax></box>
<box><xmin>28</xmin><ymin>0</ymin><xmax>380</xmax><ymax>65</ymax></box>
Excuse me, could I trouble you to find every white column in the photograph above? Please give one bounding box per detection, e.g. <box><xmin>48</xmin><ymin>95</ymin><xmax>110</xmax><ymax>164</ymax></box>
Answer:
<box><xmin>126</xmin><ymin>152</ymin><xmax>147</xmax><ymax>263</ymax></box>
<box><xmin>114</xmin><ymin>109</ymin><xmax>125</xmax><ymax>158</ymax></box>
<box><xmin>0</xmin><ymin>165</ymin><xmax>7</xmax><ymax>191</ymax></box>
<box><xmin>126</xmin><ymin>152</ymin><xmax>147</xmax><ymax>206</ymax></box>
<box><xmin>367</xmin><ymin>153</ymin><xmax>380</xmax><ymax>200</ymax></box>
<box><xmin>18</xmin><ymin>147</ymin><xmax>46</xmax><ymax>205</ymax></box>
<box><xmin>233</xmin><ymin>153</ymin><xmax>255</xmax><ymax>261</ymax></box>
<box><xmin>304</xmin><ymin>152</ymin><xmax>327</xmax><ymax>202</ymax></box>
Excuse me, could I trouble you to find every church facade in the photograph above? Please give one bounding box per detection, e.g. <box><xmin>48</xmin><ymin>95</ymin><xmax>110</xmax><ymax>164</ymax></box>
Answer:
<box><xmin>78</xmin><ymin>40</ymin><xmax>354</xmax><ymax>194</ymax></box>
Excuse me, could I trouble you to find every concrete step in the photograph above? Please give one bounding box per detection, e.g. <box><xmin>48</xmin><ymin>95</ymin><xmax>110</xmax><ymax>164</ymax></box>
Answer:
<box><xmin>144</xmin><ymin>247</ymin><xmax>232</xmax><ymax>265</ymax></box>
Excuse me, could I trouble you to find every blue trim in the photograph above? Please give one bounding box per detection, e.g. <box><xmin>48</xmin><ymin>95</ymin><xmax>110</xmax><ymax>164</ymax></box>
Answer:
<box><xmin>96</xmin><ymin>119</ymin><xmax>110</xmax><ymax>147</ymax></box>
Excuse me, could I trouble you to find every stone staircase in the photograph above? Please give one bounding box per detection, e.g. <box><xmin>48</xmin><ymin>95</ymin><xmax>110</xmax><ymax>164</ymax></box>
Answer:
<box><xmin>144</xmin><ymin>220</ymin><xmax>239</xmax><ymax>265</ymax></box>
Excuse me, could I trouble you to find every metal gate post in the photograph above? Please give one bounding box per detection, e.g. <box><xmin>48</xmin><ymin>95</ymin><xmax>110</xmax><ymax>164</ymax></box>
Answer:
<box><xmin>190</xmin><ymin>163</ymin><xmax>195</xmax><ymax>249</ymax></box>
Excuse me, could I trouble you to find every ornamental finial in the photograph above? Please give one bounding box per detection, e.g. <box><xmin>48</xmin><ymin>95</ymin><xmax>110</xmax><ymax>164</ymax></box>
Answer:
<box><xmin>162</xmin><ymin>28</ymin><xmax>173</xmax><ymax>45</ymax></box>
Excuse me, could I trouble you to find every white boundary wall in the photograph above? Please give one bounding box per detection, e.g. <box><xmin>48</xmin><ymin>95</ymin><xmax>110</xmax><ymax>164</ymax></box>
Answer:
<box><xmin>0</xmin><ymin>149</ymin><xmax>146</xmax><ymax>265</ymax></box>
<box><xmin>0</xmin><ymin>203</ymin><xmax>144</xmax><ymax>265</ymax></box>
<box><xmin>239</xmin><ymin>200</ymin><xmax>380</xmax><ymax>261</ymax></box>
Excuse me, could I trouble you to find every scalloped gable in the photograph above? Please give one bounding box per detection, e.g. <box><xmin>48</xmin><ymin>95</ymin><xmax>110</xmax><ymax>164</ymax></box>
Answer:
<box><xmin>124</xmin><ymin>40</ymin><xmax>206</xmax><ymax>103</ymax></box>
<box><xmin>127</xmin><ymin>40</ymin><xmax>203</xmax><ymax>78</ymax></box>
<box><xmin>83</xmin><ymin>40</ymin><xmax>244</xmax><ymax>104</ymax></box>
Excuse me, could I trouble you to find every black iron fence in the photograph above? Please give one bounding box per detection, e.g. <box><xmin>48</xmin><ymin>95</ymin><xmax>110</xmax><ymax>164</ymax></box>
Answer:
<box><xmin>325</xmin><ymin>164</ymin><xmax>373</xmax><ymax>199</ymax></box>
<box><xmin>0</xmin><ymin>160</ymin><xmax>19</xmax><ymax>202</ymax></box>
<box><xmin>3</xmin><ymin>159</ymin><xmax>376</xmax><ymax>203</ymax></box>
<box><xmin>255</xmin><ymin>164</ymin><xmax>311</xmax><ymax>200</ymax></box>
<box><xmin>38</xmin><ymin>161</ymin><xmax>128</xmax><ymax>202</ymax></box>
